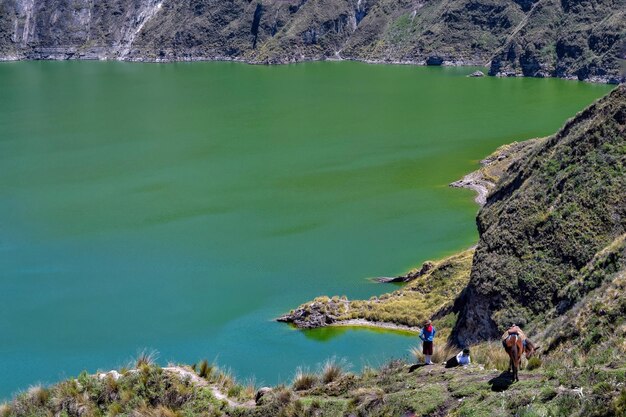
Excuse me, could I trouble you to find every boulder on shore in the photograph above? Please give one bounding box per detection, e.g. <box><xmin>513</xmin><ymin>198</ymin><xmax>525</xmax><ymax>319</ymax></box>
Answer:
<box><xmin>255</xmin><ymin>387</ymin><xmax>272</xmax><ymax>405</ymax></box>
<box><xmin>277</xmin><ymin>297</ymin><xmax>349</xmax><ymax>328</ymax></box>
<box><xmin>375</xmin><ymin>261</ymin><xmax>436</xmax><ymax>283</ymax></box>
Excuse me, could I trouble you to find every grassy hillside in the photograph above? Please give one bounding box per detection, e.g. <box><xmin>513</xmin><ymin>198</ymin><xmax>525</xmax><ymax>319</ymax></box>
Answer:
<box><xmin>1</xmin><ymin>0</ymin><xmax>624</xmax><ymax>82</ymax></box>
<box><xmin>453</xmin><ymin>84</ymin><xmax>626</xmax><ymax>345</ymax></box>
<box><xmin>3</xmin><ymin>335</ymin><xmax>626</xmax><ymax>417</ymax></box>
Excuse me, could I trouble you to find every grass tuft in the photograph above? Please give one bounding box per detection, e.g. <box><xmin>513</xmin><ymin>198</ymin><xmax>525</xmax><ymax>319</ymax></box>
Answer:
<box><xmin>198</xmin><ymin>359</ymin><xmax>213</xmax><ymax>379</ymax></box>
<box><xmin>241</xmin><ymin>378</ymin><xmax>258</xmax><ymax>400</ymax></box>
<box><xmin>135</xmin><ymin>349</ymin><xmax>158</xmax><ymax>369</ymax></box>
<box><xmin>27</xmin><ymin>385</ymin><xmax>50</xmax><ymax>407</ymax></box>
<box><xmin>321</xmin><ymin>358</ymin><xmax>344</xmax><ymax>384</ymax></box>
<box><xmin>274</xmin><ymin>386</ymin><xmax>293</xmax><ymax>405</ymax></box>
<box><xmin>470</xmin><ymin>341</ymin><xmax>510</xmax><ymax>371</ymax></box>
<box><xmin>292</xmin><ymin>368</ymin><xmax>318</xmax><ymax>391</ymax></box>
<box><xmin>526</xmin><ymin>356</ymin><xmax>542</xmax><ymax>371</ymax></box>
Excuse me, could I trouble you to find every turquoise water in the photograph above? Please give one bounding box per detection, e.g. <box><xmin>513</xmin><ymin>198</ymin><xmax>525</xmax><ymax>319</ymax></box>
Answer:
<box><xmin>0</xmin><ymin>61</ymin><xmax>611</xmax><ymax>398</ymax></box>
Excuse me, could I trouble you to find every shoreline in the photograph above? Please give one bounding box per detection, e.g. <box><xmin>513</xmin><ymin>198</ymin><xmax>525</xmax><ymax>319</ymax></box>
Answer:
<box><xmin>0</xmin><ymin>53</ymin><xmax>621</xmax><ymax>84</ymax></box>
<box><xmin>323</xmin><ymin>319</ymin><xmax>420</xmax><ymax>333</ymax></box>
<box><xmin>450</xmin><ymin>139</ymin><xmax>544</xmax><ymax>207</ymax></box>
<box><xmin>450</xmin><ymin>171</ymin><xmax>494</xmax><ymax>207</ymax></box>
<box><xmin>278</xmin><ymin>141</ymin><xmax>542</xmax><ymax>333</ymax></box>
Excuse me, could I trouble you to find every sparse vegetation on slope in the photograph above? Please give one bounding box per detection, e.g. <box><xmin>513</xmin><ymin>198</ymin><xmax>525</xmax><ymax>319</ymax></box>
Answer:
<box><xmin>5</xmin><ymin>342</ymin><xmax>626</xmax><ymax>417</ymax></box>
<box><xmin>454</xmin><ymin>84</ymin><xmax>626</xmax><ymax>345</ymax></box>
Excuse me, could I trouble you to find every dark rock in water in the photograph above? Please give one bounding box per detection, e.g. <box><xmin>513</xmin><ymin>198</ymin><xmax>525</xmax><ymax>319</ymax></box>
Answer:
<box><xmin>375</xmin><ymin>261</ymin><xmax>436</xmax><ymax>283</ymax></box>
<box><xmin>426</xmin><ymin>56</ymin><xmax>444</xmax><ymax>66</ymax></box>
<box><xmin>469</xmin><ymin>70</ymin><xmax>485</xmax><ymax>77</ymax></box>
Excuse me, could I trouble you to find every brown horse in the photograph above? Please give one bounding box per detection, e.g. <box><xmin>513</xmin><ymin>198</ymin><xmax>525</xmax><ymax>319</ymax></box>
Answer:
<box><xmin>503</xmin><ymin>335</ymin><xmax>538</xmax><ymax>382</ymax></box>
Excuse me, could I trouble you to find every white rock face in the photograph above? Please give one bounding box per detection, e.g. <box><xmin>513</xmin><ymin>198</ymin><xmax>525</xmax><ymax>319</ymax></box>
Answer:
<box><xmin>116</xmin><ymin>0</ymin><xmax>164</xmax><ymax>58</ymax></box>
<box><xmin>97</xmin><ymin>370</ymin><xmax>122</xmax><ymax>380</ymax></box>
<box><xmin>14</xmin><ymin>0</ymin><xmax>35</xmax><ymax>45</ymax></box>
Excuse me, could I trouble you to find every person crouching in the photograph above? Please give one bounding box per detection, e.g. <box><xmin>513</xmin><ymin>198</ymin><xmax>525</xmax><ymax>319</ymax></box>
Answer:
<box><xmin>446</xmin><ymin>348</ymin><xmax>471</xmax><ymax>368</ymax></box>
<box><xmin>419</xmin><ymin>320</ymin><xmax>436</xmax><ymax>365</ymax></box>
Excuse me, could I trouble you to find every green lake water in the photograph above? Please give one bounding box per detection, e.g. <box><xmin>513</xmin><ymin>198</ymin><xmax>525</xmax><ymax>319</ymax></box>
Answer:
<box><xmin>0</xmin><ymin>61</ymin><xmax>611</xmax><ymax>398</ymax></box>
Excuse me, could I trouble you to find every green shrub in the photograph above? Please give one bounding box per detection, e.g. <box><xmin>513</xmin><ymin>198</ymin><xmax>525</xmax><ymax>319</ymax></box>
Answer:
<box><xmin>526</xmin><ymin>357</ymin><xmax>542</xmax><ymax>371</ymax></box>
<box><xmin>227</xmin><ymin>385</ymin><xmax>243</xmax><ymax>398</ymax></box>
<box><xmin>613</xmin><ymin>389</ymin><xmax>626</xmax><ymax>416</ymax></box>
<box><xmin>540</xmin><ymin>386</ymin><xmax>557</xmax><ymax>401</ymax></box>
<box><xmin>549</xmin><ymin>393</ymin><xmax>582</xmax><ymax>417</ymax></box>
<box><xmin>591</xmin><ymin>381</ymin><xmax>613</xmax><ymax>396</ymax></box>
<box><xmin>107</xmin><ymin>402</ymin><xmax>123</xmax><ymax>416</ymax></box>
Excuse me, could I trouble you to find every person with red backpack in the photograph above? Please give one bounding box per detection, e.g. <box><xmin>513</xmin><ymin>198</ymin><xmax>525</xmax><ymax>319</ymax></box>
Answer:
<box><xmin>419</xmin><ymin>319</ymin><xmax>436</xmax><ymax>365</ymax></box>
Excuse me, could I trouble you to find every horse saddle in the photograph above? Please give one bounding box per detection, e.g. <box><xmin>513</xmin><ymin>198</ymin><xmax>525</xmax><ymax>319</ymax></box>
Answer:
<box><xmin>506</xmin><ymin>333</ymin><xmax>527</xmax><ymax>348</ymax></box>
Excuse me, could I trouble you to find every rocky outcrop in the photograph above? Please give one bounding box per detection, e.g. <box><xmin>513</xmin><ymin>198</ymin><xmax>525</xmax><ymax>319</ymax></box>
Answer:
<box><xmin>277</xmin><ymin>297</ymin><xmax>350</xmax><ymax>329</ymax></box>
<box><xmin>450</xmin><ymin>139</ymin><xmax>542</xmax><ymax>206</ymax></box>
<box><xmin>488</xmin><ymin>0</ymin><xmax>626</xmax><ymax>83</ymax></box>
<box><xmin>279</xmin><ymin>249</ymin><xmax>475</xmax><ymax>330</ymax></box>
<box><xmin>451</xmin><ymin>172</ymin><xmax>496</xmax><ymax>207</ymax></box>
<box><xmin>0</xmin><ymin>0</ymin><xmax>624</xmax><ymax>82</ymax></box>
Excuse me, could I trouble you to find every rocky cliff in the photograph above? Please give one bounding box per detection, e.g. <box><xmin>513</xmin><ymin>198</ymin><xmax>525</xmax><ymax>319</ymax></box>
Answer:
<box><xmin>452</xmin><ymin>84</ymin><xmax>626</xmax><ymax>345</ymax></box>
<box><xmin>0</xmin><ymin>0</ymin><xmax>624</xmax><ymax>82</ymax></box>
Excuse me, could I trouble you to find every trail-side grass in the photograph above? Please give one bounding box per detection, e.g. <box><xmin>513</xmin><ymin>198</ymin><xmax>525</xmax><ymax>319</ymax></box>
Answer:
<box><xmin>469</xmin><ymin>341</ymin><xmax>511</xmax><ymax>372</ymax></box>
<box><xmin>5</xmin><ymin>347</ymin><xmax>626</xmax><ymax>417</ymax></box>
<box><xmin>410</xmin><ymin>343</ymin><xmax>457</xmax><ymax>365</ymax></box>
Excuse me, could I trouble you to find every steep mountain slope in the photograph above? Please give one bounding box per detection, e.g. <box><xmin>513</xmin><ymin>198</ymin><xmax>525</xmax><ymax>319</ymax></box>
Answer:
<box><xmin>453</xmin><ymin>84</ymin><xmax>626</xmax><ymax>345</ymax></box>
<box><xmin>0</xmin><ymin>0</ymin><xmax>624</xmax><ymax>82</ymax></box>
<box><xmin>541</xmin><ymin>236</ymin><xmax>626</xmax><ymax>357</ymax></box>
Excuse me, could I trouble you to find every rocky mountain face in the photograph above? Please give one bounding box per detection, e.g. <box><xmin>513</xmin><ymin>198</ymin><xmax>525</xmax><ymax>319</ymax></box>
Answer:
<box><xmin>0</xmin><ymin>0</ymin><xmax>624</xmax><ymax>82</ymax></box>
<box><xmin>452</xmin><ymin>85</ymin><xmax>626</xmax><ymax>345</ymax></box>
